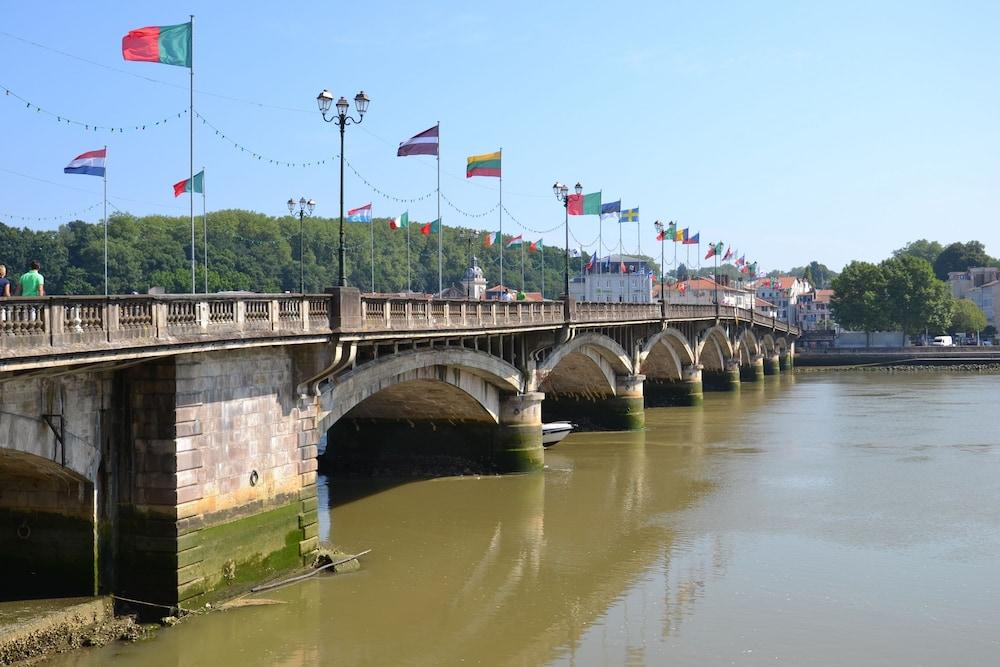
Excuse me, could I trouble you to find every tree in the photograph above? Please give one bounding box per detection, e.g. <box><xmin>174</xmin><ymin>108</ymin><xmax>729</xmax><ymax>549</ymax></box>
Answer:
<box><xmin>830</xmin><ymin>261</ymin><xmax>890</xmax><ymax>333</ymax></box>
<box><xmin>893</xmin><ymin>239</ymin><xmax>944</xmax><ymax>266</ymax></box>
<box><xmin>880</xmin><ymin>255</ymin><xmax>953</xmax><ymax>334</ymax></box>
<box><xmin>949</xmin><ymin>298</ymin><xmax>987</xmax><ymax>335</ymax></box>
<box><xmin>675</xmin><ymin>263</ymin><xmax>689</xmax><ymax>282</ymax></box>
<box><xmin>932</xmin><ymin>241</ymin><xmax>993</xmax><ymax>280</ymax></box>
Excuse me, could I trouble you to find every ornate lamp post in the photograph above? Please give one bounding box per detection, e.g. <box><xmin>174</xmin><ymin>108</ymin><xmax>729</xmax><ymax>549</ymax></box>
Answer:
<box><xmin>553</xmin><ymin>181</ymin><xmax>582</xmax><ymax>298</ymax></box>
<box><xmin>653</xmin><ymin>220</ymin><xmax>666</xmax><ymax>301</ymax></box>
<box><xmin>316</xmin><ymin>89</ymin><xmax>370</xmax><ymax>287</ymax></box>
<box><xmin>288</xmin><ymin>197</ymin><xmax>315</xmax><ymax>293</ymax></box>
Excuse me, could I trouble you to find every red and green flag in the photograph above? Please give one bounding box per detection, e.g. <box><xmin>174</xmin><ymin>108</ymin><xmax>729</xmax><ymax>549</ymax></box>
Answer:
<box><xmin>567</xmin><ymin>192</ymin><xmax>601</xmax><ymax>216</ymax></box>
<box><xmin>122</xmin><ymin>23</ymin><xmax>192</xmax><ymax>68</ymax></box>
<box><xmin>467</xmin><ymin>151</ymin><xmax>501</xmax><ymax>178</ymax></box>
<box><xmin>506</xmin><ymin>235</ymin><xmax>523</xmax><ymax>248</ymax></box>
<box><xmin>420</xmin><ymin>219</ymin><xmax>441</xmax><ymax>235</ymax></box>
<box><xmin>705</xmin><ymin>242</ymin><xmax>724</xmax><ymax>260</ymax></box>
<box><xmin>529</xmin><ymin>239</ymin><xmax>542</xmax><ymax>253</ymax></box>
<box><xmin>483</xmin><ymin>231</ymin><xmax>500</xmax><ymax>247</ymax></box>
<box><xmin>173</xmin><ymin>170</ymin><xmax>204</xmax><ymax>197</ymax></box>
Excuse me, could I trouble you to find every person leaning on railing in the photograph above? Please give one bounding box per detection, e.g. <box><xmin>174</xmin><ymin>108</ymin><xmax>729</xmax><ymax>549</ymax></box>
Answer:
<box><xmin>16</xmin><ymin>260</ymin><xmax>45</xmax><ymax>297</ymax></box>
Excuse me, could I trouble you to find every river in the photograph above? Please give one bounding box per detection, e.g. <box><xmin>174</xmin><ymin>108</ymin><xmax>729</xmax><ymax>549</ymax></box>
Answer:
<box><xmin>45</xmin><ymin>371</ymin><xmax>1000</xmax><ymax>665</ymax></box>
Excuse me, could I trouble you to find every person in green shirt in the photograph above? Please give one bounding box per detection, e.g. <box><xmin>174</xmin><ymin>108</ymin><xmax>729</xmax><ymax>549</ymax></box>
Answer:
<box><xmin>17</xmin><ymin>260</ymin><xmax>45</xmax><ymax>297</ymax></box>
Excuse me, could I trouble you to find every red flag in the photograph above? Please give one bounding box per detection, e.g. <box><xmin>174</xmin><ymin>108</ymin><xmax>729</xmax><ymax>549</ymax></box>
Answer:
<box><xmin>585</xmin><ymin>257</ymin><xmax>594</xmax><ymax>271</ymax></box>
<box><xmin>620</xmin><ymin>261</ymin><xmax>627</xmax><ymax>273</ymax></box>
<box><xmin>723</xmin><ymin>246</ymin><xmax>733</xmax><ymax>261</ymax></box>
<box><xmin>420</xmin><ymin>222</ymin><xmax>432</xmax><ymax>235</ymax></box>
<box><xmin>656</xmin><ymin>230</ymin><xmax>666</xmax><ymax>241</ymax></box>
<box><xmin>566</xmin><ymin>193</ymin><xmax>582</xmax><ymax>215</ymax></box>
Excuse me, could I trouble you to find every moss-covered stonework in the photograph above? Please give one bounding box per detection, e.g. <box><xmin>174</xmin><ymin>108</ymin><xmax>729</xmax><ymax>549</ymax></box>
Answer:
<box><xmin>323</xmin><ymin>419</ymin><xmax>543</xmax><ymax>475</ymax></box>
<box><xmin>779</xmin><ymin>353</ymin><xmax>794</xmax><ymax>371</ymax></box>
<box><xmin>764</xmin><ymin>355</ymin><xmax>781</xmax><ymax>375</ymax></box>
<box><xmin>116</xmin><ymin>496</ymin><xmax>312</xmax><ymax>609</ymax></box>
<box><xmin>644</xmin><ymin>379</ymin><xmax>704</xmax><ymax>407</ymax></box>
<box><xmin>542</xmin><ymin>396</ymin><xmax>645</xmax><ymax>431</ymax></box>
<box><xmin>740</xmin><ymin>361</ymin><xmax>765</xmax><ymax>382</ymax></box>
<box><xmin>0</xmin><ymin>509</ymin><xmax>95</xmax><ymax>599</ymax></box>
<box><xmin>703</xmin><ymin>370</ymin><xmax>741</xmax><ymax>391</ymax></box>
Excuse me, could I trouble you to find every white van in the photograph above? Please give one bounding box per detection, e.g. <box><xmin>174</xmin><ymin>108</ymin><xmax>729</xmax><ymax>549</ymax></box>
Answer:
<box><xmin>930</xmin><ymin>335</ymin><xmax>953</xmax><ymax>347</ymax></box>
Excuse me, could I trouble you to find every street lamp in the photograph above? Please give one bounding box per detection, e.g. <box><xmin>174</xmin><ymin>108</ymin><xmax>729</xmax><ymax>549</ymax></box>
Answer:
<box><xmin>653</xmin><ymin>220</ymin><xmax>667</xmax><ymax>302</ymax></box>
<box><xmin>553</xmin><ymin>181</ymin><xmax>582</xmax><ymax>298</ymax></box>
<box><xmin>317</xmin><ymin>89</ymin><xmax>370</xmax><ymax>287</ymax></box>
<box><xmin>288</xmin><ymin>197</ymin><xmax>315</xmax><ymax>293</ymax></box>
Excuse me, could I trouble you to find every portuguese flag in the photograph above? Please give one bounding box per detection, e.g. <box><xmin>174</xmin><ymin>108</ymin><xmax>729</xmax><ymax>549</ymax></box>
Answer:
<box><xmin>467</xmin><ymin>151</ymin><xmax>501</xmax><ymax>178</ymax></box>
<box><xmin>567</xmin><ymin>192</ymin><xmax>601</xmax><ymax>216</ymax></box>
<box><xmin>173</xmin><ymin>170</ymin><xmax>204</xmax><ymax>197</ymax></box>
<box><xmin>122</xmin><ymin>23</ymin><xmax>192</xmax><ymax>68</ymax></box>
<box><xmin>420</xmin><ymin>219</ymin><xmax>441</xmax><ymax>235</ymax></box>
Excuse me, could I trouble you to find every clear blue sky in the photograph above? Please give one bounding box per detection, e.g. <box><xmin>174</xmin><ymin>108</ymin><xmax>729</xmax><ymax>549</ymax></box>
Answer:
<box><xmin>2</xmin><ymin>0</ymin><xmax>998</xmax><ymax>273</ymax></box>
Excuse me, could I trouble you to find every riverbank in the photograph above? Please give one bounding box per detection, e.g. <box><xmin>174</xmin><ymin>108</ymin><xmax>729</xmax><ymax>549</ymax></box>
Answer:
<box><xmin>0</xmin><ymin>597</ymin><xmax>144</xmax><ymax>665</ymax></box>
<box><xmin>798</xmin><ymin>363</ymin><xmax>1000</xmax><ymax>373</ymax></box>
<box><xmin>795</xmin><ymin>348</ymin><xmax>1000</xmax><ymax>368</ymax></box>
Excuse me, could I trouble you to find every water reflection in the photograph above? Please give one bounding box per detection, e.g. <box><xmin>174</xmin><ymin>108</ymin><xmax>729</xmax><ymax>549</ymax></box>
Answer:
<box><xmin>42</xmin><ymin>372</ymin><xmax>1000</xmax><ymax>666</ymax></box>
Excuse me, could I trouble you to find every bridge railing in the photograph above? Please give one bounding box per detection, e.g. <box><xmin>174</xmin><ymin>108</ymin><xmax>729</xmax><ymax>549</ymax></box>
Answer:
<box><xmin>1</xmin><ymin>292</ymin><xmax>798</xmax><ymax>359</ymax></box>
<box><xmin>0</xmin><ymin>295</ymin><xmax>331</xmax><ymax>356</ymax></box>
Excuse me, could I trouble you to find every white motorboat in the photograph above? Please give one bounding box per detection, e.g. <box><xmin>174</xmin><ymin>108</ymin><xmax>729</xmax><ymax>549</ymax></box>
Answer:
<box><xmin>542</xmin><ymin>422</ymin><xmax>575</xmax><ymax>447</ymax></box>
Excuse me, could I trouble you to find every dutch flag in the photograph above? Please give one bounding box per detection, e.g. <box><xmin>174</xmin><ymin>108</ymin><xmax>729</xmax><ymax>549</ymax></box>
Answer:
<box><xmin>64</xmin><ymin>148</ymin><xmax>107</xmax><ymax>177</ymax></box>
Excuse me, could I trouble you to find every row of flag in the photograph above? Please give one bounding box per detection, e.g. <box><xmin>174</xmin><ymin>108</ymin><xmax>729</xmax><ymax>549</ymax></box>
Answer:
<box><xmin>64</xmin><ymin>146</ymin><xmax>205</xmax><ymax>197</ymax></box>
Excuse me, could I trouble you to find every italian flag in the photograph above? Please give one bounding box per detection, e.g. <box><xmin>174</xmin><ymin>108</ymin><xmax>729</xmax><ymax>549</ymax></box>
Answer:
<box><xmin>389</xmin><ymin>212</ymin><xmax>408</xmax><ymax>229</ymax></box>
<box><xmin>420</xmin><ymin>219</ymin><xmax>441</xmax><ymax>235</ymax></box>
<box><xmin>122</xmin><ymin>23</ymin><xmax>192</xmax><ymax>68</ymax></box>
<box><xmin>483</xmin><ymin>231</ymin><xmax>500</xmax><ymax>247</ymax></box>
<box><xmin>506</xmin><ymin>235</ymin><xmax>523</xmax><ymax>248</ymax></box>
<box><xmin>173</xmin><ymin>170</ymin><xmax>204</xmax><ymax>197</ymax></box>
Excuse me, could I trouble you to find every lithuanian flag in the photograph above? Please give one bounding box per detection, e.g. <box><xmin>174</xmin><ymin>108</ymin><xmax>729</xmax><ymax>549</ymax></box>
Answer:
<box><xmin>467</xmin><ymin>151</ymin><xmax>501</xmax><ymax>178</ymax></box>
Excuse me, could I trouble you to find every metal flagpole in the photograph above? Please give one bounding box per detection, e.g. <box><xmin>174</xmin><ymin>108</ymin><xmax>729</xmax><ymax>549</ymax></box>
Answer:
<box><xmin>370</xmin><ymin>205</ymin><xmax>375</xmax><ymax>293</ymax></box>
<box><xmin>437</xmin><ymin>122</ymin><xmax>442</xmax><ymax>296</ymax></box>
<box><xmin>637</xmin><ymin>213</ymin><xmax>641</xmax><ymax>258</ymax></box>
<box><xmin>541</xmin><ymin>244</ymin><xmax>545</xmax><ymax>299</ymax></box>
<box><xmin>202</xmin><ymin>167</ymin><xmax>208</xmax><ymax>293</ymax></box>
<box><xmin>406</xmin><ymin>218</ymin><xmax>411</xmax><ymax>293</ymax></box>
<box><xmin>598</xmin><ymin>190</ymin><xmax>602</xmax><ymax>276</ymax></box>
<box><xmin>189</xmin><ymin>15</ymin><xmax>195</xmax><ymax>294</ymax></box>
<box><xmin>520</xmin><ymin>239</ymin><xmax>525</xmax><ymax>292</ymax></box>
<box><xmin>498</xmin><ymin>147</ymin><xmax>503</xmax><ymax>291</ymax></box>
<box><xmin>103</xmin><ymin>144</ymin><xmax>108</xmax><ymax>296</ymax></box>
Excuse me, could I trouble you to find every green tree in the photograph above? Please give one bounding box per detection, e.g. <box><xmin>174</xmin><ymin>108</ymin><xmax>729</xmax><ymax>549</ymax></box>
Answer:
<box><xmin>893</xmin><ymin>239</ymin><xmax>944</xmax><ymax>266</ymax></box>
<box><xmin>949</xmin><ymin>298</ymin><xmax>987</xmax><ymax>335</ymax></box>
<box><xmin>830</xmin><ymin>261</ymin><xmax>890</xmax><ymax>333</ymax></box>
<box><xmin>880</xmin><ymin>255</ymin><xmax>953</xmax><ymax>334</ymax></box>
<box><xmin>932</xmin><ymin>241</ymin><xmax>993</xmax><ymax>280</ymax></box>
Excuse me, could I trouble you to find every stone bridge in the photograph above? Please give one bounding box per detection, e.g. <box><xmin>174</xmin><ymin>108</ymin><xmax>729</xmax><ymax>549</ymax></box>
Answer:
<box><xmin>0</xmin><ymin>289</ymin><xmax>797</xmax><ymax>609</ymax></box>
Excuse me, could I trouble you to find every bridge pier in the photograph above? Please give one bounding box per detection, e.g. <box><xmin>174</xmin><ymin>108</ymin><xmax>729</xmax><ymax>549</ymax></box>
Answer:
<box><xmin>740</xmin><ymin>355</ymin><xmax>766</xmax><ymax>382</ymax></box>
<box><xmin>496</xmin><ymin>392</ymin><xmax>545</xmax><ymax>472</ymax></box>
<box><xmin>764</xmin><ymin>353</ymin><xmax>781</xmax><ymax>375</ymax></box>
<box><xmin>779</xmin><ymin>350</ymin><xmax>794</xmax><ymax>371</ymax></box>
<box><xmin>645</xmin><ymin>365</ymin><xmax>703</xmax><ymax>407</ymax></box>
<box><xmin>704</xmin><ymin>359</ymin><xmax>741</xmax><ymax>392</ymax></box>
<box><xmin>542</xmin><ymin>375</ymin><xmax>645</xmax><ymax>431</ymax></box>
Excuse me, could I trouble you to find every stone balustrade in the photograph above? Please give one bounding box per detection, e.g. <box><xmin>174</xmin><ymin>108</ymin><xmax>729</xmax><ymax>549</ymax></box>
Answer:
<box><xmin>0</xmin><ymin>292</ymin><xmax>797</xmax><ymax>360</ymax></box>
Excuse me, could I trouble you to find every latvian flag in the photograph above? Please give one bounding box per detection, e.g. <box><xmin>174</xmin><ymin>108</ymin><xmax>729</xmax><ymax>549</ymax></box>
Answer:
<box><xmin>64</xmin><ymin>149</ymin><xmax>106</xmax><ymax>177</ymax></box>
<box><xmin>397</xmin><ymin>125</ymin><xmax>439</xmax><ymax>157</ymax></box>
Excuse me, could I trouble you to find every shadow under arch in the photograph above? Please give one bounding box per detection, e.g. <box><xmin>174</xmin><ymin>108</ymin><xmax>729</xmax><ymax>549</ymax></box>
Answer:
<box><xmin>0</xmin><ymin>449</ymin><xmax>95</xmax><ymax>600</ymax></box>
<box><xmin>317</xmin><ymin>349</ymin><xmax>526</xmax><ymax>479</ymax></box>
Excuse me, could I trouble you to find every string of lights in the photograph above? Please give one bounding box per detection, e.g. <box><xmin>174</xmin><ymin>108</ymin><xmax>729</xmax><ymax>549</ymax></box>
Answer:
<box><xmin>1</xmin><ymin>84</ymin><xmax>187</xmax><ymax>133</ymax></box>
<box><xmin>0</xmin><ymin>201</ymin><xmax>103</xmax><ymax>223</ymax></box>
<box><xmin>440</xmin><ymin>192</ymin><xmax>499</xmax><ymax>218</ymax></box>
<box><xmin>500</xmin><ymin>204</ymin><xmax>561</xmax><ymax>236</ymax></box>
<box><xmin>569</xmin><ymin>228</ymin><xmax>600</xmax><ymax>248</ymax></box>
<box><xmin>195</xmin><ymin>111</ymin><xmax>337</xmax><ymax>168</ymax></box>
<box><xmin>344</xmin><ymin>158</ymin><xmax>436</xmax><ymax>204</ymax></box>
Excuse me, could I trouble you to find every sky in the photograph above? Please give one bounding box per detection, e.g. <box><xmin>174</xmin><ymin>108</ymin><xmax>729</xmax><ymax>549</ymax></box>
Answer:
<box><xmin>2</xmin><ymin>0</ymin><xmax>999</xmax><ymax>273</ymax></box>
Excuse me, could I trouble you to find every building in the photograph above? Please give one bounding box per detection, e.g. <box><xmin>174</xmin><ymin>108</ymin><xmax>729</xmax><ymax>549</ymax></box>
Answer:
<box><xmin>755</xmin><ymin>276</ymin><xmax>812</xmax><ymax>325</ymax></box>
<box><xmin>948</xmin><ymin>267</ymin><xmax>1000</xmax><ymax>327</ymax></box>
<box><xmin>796</xmin><ymin>289</ymin><xmax>837</xmax><ymax>331</ymax></box>
<box><xmin>569</xmin><ymin>255</ymin><xmax>655</xmax><ymax>303</ymax></box>
<box><xmin>656</xmin><ymin>276</ymin><xmax>754</xmax><ymax>308</ymax></box>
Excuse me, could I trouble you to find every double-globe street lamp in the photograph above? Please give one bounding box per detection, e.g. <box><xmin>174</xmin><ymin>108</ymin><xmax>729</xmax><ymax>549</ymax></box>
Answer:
<box><xmin>316</xmin><ymin>89</ymin><xmax>370</xmax><ymax>287</ymax></box>
<box><xmin>653</xmin><ymin>220</ymin><xmax>668</xmax><ymax>302</ymax></box>
<box><xmin>288</xmin><ymin>197</ymin><xmax>316</xmax><ymax>293</ymax></box>
<box><xmin>552</xmin><ymin>181</ymin><xmax>582</xmax><ymax>298</ymax></box>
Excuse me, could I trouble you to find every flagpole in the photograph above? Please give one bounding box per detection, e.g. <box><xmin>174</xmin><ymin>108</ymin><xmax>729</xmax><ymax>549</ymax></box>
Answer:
<box><xmin>202</xmin><ymin>167</ymin><xmax>208</xmax><ymax>293</ymax></box>
<box><xmin>498</xmin><ymin>147</ymin><xmax>503</xmax><ymax>292</ymax></box>
<box><xmin>541</xmin><ymin>245</ymin><xmax>545</xmax><ymax>299</ymax></box>
<box><xmin>520</xmin><ymin>239</ymin><xmax>525</xmax><ymax>292</ymax></box>
<box><xmin>103</xmin><ymin>144</ymin><xmax>108</xmax><ymax>296</ymax></box>
<box><xmin>189</xmin><ymin>14</ymin><xmax>195</xmax><ymax>294</ymax></box>
<box><xmin>437</xmin><ymin>121</ymin><xmax>442</xmax><ymax>297</ymax></box>
<box><xmin>370</xmin><ymin>204</ymin><xmax>375</xmax><ymax>293</ymax></box>
<box><xmin>637</xmin><ymin>214</ymin><xmax>641</xmax><ymax>259</ymax></box>
<box><xmin>598</xmin><ymin>190</ymin><xmax>602</xmax><ymax>276</ymax></box>
<box><xmin>406</xmin><ymin>217</ymin><xmax>411</xmax><ymax>293</ymax></box>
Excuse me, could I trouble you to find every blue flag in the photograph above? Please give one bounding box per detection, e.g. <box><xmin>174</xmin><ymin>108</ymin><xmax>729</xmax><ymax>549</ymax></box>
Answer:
<box><xmin>600</xmin><ymin>200</ymin><xmax>620</xmax><ymax>222</ymax></box>
<box><xmin>620</xmin><ymin>207</ymin><xmax>639</xmax><ymax>223</ymax></box>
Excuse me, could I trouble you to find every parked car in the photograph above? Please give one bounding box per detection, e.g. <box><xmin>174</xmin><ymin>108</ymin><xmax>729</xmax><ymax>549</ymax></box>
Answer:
<box><xmin>930</xmin><ymin>335</ymin><xmax>953</xmax><ymax>347</ymax></box>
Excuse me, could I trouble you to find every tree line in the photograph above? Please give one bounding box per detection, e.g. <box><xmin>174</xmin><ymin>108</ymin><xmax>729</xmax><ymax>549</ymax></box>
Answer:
<box><xmin>0</xmin><ymin>210</ymin><xmax>619</xmax><ymax>298</ymax></box>
<box><xmin>831</xmin><ymin>239</ymin><xmax>994</xmax><ymax>336</ymax></box>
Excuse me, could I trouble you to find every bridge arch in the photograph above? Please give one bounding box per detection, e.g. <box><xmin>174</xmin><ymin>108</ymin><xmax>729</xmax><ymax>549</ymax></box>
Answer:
<box><xmin>317</xmin><ymin>348</ymin><xmax>523</xmax><ymax>432</ymax></box>
<box><xmin>759</xmin><ymin>333</ymin><xmax>777</xmax><ymax>355</ymax></box>
<box><xmin>535</xmin><ymin>332</ymin><xmax>632</xmax><ymax>396</ymax></box>
<box><xmin>735</xmin><ymin>328</ymin><xmax>760</xmax><ymax>366</ymax></box>
<box><xmin>639</xmin><ymin>328</ymin><xmax>695</xmax><ymax>381</ymax></box>
<box><xmin>696</xmin><ymin>325</ymin><xmax>734</xmax><ymax>371</ymax></box>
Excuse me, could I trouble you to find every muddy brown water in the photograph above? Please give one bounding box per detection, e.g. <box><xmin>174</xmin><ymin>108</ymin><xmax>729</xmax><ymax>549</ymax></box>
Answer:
<box><xmin>42</xmin><ymin>372</ymin><xmax>1000</xmax><ymax>665</ymax></box>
